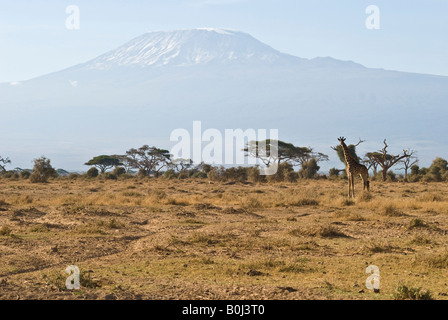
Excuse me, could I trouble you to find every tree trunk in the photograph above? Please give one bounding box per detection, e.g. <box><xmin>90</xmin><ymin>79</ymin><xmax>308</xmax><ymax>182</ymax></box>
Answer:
<box><xmin>382</xmin><ymin>169</ymin><xmax>388</xmax><ymax>181</ymax></box>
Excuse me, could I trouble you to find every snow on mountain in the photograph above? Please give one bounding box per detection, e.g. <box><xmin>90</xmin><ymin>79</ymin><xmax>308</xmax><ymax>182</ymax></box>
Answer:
<box><xmin>82</xmin><ymin>28</ymin><xmax>303</xmax><ymax>69</ymax></box>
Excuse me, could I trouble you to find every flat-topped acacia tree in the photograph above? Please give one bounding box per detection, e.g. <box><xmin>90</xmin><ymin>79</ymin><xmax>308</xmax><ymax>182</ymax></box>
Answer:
<box><xmin>85</xmin><ymin>155</ymin><xmax>122</xmax><ymax>174</ymax></box>
<box><xmin>243</xmin><ymin>139</ymin><xmax>328</xmax><ymax>169</ymax></box>
<box><xmin>125</xmin><ymin>145</ymin><xmax>171</xmax><ymax>177</ymax></box>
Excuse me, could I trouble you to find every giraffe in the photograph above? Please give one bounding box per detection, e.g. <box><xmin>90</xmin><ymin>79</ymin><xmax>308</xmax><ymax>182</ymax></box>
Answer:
<box><xmin>338</xmin><ymin>137</ymin><xmax>370</xmax><ymax>198</ymax></box>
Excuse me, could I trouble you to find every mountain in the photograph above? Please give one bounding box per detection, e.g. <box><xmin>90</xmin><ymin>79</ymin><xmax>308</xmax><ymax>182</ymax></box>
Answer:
<box><xmin>84</xmin><ymin>28</ymin><xmax>304</xmax><ymax>68</ymax></box>
<box><xmin>1</xmin><ymin>28</ymin><xmax>447</xmax><ymax>171</ymax></box>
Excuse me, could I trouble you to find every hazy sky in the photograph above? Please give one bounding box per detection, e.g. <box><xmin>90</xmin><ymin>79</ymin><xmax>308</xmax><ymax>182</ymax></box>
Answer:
<box><xmin>0</xmin><ymin>0</ymin><xmax>447</xmax><ymax>83</ymax></box>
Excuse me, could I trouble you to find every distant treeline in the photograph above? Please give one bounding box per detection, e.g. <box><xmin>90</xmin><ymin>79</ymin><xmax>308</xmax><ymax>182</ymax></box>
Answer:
<box><xmin>1</xmin><ymin>140</ymin><xmax>447</xmax><ymax>183</ymax></box>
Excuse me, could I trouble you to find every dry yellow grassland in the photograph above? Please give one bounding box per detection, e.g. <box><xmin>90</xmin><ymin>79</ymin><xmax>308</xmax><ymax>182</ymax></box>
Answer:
<box><xmin>1</xmin><ymin>177</ymin><xmax>447</xmax><ymax>300</ymax></box>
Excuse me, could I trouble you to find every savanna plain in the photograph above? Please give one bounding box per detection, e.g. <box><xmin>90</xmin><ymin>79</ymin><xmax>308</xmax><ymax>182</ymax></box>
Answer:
<box><xmin>1</xmin><ymin>177</ymin><xmax>448</xmax><ymax>300</ymax></box>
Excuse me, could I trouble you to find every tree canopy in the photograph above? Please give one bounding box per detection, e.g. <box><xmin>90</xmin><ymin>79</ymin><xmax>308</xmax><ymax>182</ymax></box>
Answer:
<box><xmin>85</xmin><ymin>155</ymin><xmax>122</xmax><ymax>174</ymax></box>
<box><xmin>125</xmin><ymin>145</ymin><xmax>171</xmax><ymax>177</ymax></box>
<box><xmin>243</xmin><ymin>139</ymin><xmax>328</xmax><ymax>168</ymax></box>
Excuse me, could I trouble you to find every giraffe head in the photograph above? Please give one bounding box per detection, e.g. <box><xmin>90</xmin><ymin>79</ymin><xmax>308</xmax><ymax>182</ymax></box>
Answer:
<box><xmin>338</xmin><ymin>137</ymin><xmax>346</xmax><ymax>146</ymax></box>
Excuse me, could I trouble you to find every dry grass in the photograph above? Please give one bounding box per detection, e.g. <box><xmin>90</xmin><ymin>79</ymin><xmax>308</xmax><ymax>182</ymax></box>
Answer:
<box><xmin>1</xmin><ymin>178</ymin><xmax>448</xmax><ymax>300</ymax></box>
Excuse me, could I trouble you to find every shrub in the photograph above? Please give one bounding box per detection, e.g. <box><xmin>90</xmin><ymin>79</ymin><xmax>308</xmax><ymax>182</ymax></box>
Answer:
<box><xmin>267</xmin><ymin>162</ymin><xmax>295</xmax><ymax>182</ymax></box>
<box><xmin>68</xmin><ymin>173</ymin><xmax>79</xmax><ymax>180</ymax></box>
<box><xmin>104</xmin><ymin>173</ymin><xmax>117</xmax><ymax>180</ymax></box>
<box><xmin>178</xmin><ymin>171</ymin><xmax>190</xmax><ymax>179</ymax></box>
<box><xmin>328</xmin><ymin>168</ymin><xmax>341</xmax><ymax>179</ymax></box>
<box><xmin>3</xmin><ymin>171</ymin><xmax>19</xmax><ymax>179</ymax></box>
<box><xmin>20</xmin><ymin>170</ymin><xmax>31</xmax><ymax>179</ymax></box>
<box><xmin>0</xmin><ymin>226</ymin><xmax>13</xmax><ymax>236</ymax></box>
<box><xmin>86</xmin><ymin>167</ymin><xmax>99</xmax><ymax>178</ymax></box>
<box><xmin>425</xmin><ymin>165</ymin><xmax>442</xmax><ymax>182</ymax></box>
<box><xmin>247</xmin><ymin>166</ymin><xmax>266</xmax><ymax>183</ymax></box>
<box><xmin>408</xmin><ymin>218</ymin><xmax>426</xmax><ymax>229</ymax></box>
<box><xmin>191</xmin><ymin>171</ymin><xmax>207</xmax><ymax>179</ymax></box>
<box><xmin>381</xmin><ymin>204</ymin><xmax>405</xmax><ymax>217</ymax></box>
<box><xmin>29</xmin><ymin>157</ymin><xmax>58</xmax><ymax>183</ymax></box>
<box><xmin>113</xmin><ymin>166</ymin><xmax>126</xmax><ymax>176</ymax></box>
<box><xmin>430</xmin><ymin>157</ymin><xmax>448</xmax><ymax>174</ymax></box>
<box><xmin>137</xmin><ymin>168</ymin><xmax>148</xmax><ymax>178</ymax></box>
<box><xmin>375</xmin><ymin>170</ymin><xmax>397</xmax><ymax>182</ymax></box>
<box><xmin>393</xmin><ymin>285</ymin><xmax>432</xmax><ymax>300</ymax></box>
<box><xmin>207</xmin><ymin>166</ymin><xmax>223</xmax><ymax>181</ymax></box>
<box><xmin>410</xmin><ymin>164</ymin><xmax>420</xmax><ymax>176</ymax></box>
<box><xmin>163</xmin><ymin>169</ymin><xmax>177</xmax><ymax>179</ymax></box>
<box><xmin>221</xmin><ymin>166</ymin><xmax>247</xmax><ymax>182</ymax></box>
<box><xmin>298</xmin><ymin>159</ymin><xmax>320</xmax><ymax>179</ymax></box>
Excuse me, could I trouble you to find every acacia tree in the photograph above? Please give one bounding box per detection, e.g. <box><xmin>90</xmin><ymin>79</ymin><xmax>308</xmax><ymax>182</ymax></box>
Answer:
<box><xmin>85</xmin><ymin>155</ymin><xmax>122</xmax><ymax>174</ymax></box>
<box><xmin>0</xmin><ymin>156</ymin><xmax>11</xmax><ymax>173</ymax></box>
<box><xmin>398</xmin><ymin>149</ymin><xmax>418</xmax><ymax>181</ymax></box>
<box><xmin>169</xmin><ymin>158</ymin><xmax>193</xmax><ymax>173</ymax></box>
<box><xmin>125</xmin><ymin>145</ymin><xmax>171</xmax><ymax>177</ymax></box>
<box><xmin>363</xmin><ymin>152</ymin><xmax>381</xmax><ymax>176</ymax></box>
<box><xmin>112</xmin><ymin>154</ymin><xmax>133</xmax><ymax>173</ymax></box>
<box><xmin>368</xmin><ymin>140</ymin><xmax>411</xmax><ymax>181</ymax></box>
<box><xmin>243</xmin><ymin>139</ymin><xmax>328</xmax><ymax>168</ymax></box>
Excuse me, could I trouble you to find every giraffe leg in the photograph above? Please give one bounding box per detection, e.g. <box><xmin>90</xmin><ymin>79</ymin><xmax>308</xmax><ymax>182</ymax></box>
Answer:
<box><xmin>347</xmin><ymin>174</ymin><xmax>351</xmax><ymax>198</ymax></box>
<box><xmin>361</xmin><ymin>172</ymin><xmax>370</xmax><ymax>192</ymax></box>
<box><xmin>351</xmin><ymin>174</ymin><xmax>355</xmax><ymax>198</ymax></box>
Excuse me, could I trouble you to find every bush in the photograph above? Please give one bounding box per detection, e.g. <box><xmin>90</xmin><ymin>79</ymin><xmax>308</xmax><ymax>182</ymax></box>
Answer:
<box><xmin>221</xmin><ymin>166</ymin><xmax>247</xmax><ymax>182</ymax></box>
<box><xmin>393</xmin><ymin>285</ymin><xmax>432</xmax><ymax>300</ymax></box>
<box><xmin>423</xmin><ymin>158</ymin><xmax>448</xmax><ymax>182</ymax></box>
<box><xmin>430</xmin><ymin>157</ymin><xmax>448</xmax><ymax>174</ymax></box>
<box><xmin>191</xmin><ymin>171</ymin><xmax>207</xmax><ymax>179</ymax></box>
<box><xmin>20</xmin><ymin>170</ymin><xmax>31</xmax><ymax>179</ymax></box>
<box><xmin>137</xmin><ymin>168</ymin><xmax>148</xmax><ymax>178</ymax></box>
<box><xmin>298</xmin><ymin>159</ymin><xmax>319</xmax><ymax>179</ymax></box>
<box><xmin>113</xmin><ymin>166</ymin><xmax>126</xmax><ymax>176</ymax></box>
<box><xmin>410</xmin><ymin>164</ymin><xmax>420</xmax><ymax>176</ymax></box>
<box><xmin>247</xmin><ymin>166</ymin><xmax>266</xmax><ymax>183</ymax></box>
<box><xmin>178</xmin><ymin>171</ymin><xmax>190</xmax><ymax>179</ymax></box>
<box><xmin>86</xmin><ymin>167</ymin><xmax>99</xmax><ymax>178</ymax></box>
<box><xmin>375</xmin><ymin>170</ymin><xmax>397</xmax><ymax>182</ymax></box>
<box><xmin>68</xmin><ymin>173</ymin><xmax>80</xmax><ymax>180</ymax></box>
<box><xmin>202</xmin><ymin>164</ymin><xmax>212</xmax><ymax>173</ymax></box>
<box><xmin>207</xmin><ymin>166</ymin><xmax>223</xmax><ymax>181</ymax></box>
<box><xmin>164</xmin><ymin>169</ymin><xmax>177</xmax><ymax>179</ymax></box>
<box><xmin>104</xmin><ymin>173</ymin><xmax>117</xmax><ymax>180</ymax></box>
<box><xmin>29</xmin><ymin>157</ymin><xmax>58</xmax><ymax>183</ymax></box>
<box><xmin>3</xmin><ymin>171</ymin><xmax>19</xmax><ymax>179</ymax></box>
<box><xmin>267</xmin><ymin>162</ymin><xmax>295</xmax><ymax>182</ymax></box>
<box><xmin>328</xmin><ymin>168</ymin><xmax>341</xmax><ymax>179</ymax></box>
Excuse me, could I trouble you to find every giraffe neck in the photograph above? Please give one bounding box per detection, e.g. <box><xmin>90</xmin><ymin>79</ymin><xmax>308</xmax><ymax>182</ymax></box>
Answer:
<box><xmin>341</xmin><ymin>142</ymin><xmax>358</xmax><ymax>167</ymax></box>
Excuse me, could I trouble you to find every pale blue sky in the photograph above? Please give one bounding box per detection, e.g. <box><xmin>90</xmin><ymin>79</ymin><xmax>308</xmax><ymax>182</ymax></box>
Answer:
<box><xmin>0</xmin><ymin>0</ymin><xmax>447</xmax><ymax>82</ymax></box>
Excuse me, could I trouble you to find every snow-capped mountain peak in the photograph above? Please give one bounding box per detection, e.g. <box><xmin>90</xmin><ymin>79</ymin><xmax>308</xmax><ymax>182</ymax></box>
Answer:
<box><xmin>84</xmin><ymin>28</ymin><xmax>301</xmax><ymax>69</ymax></box>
